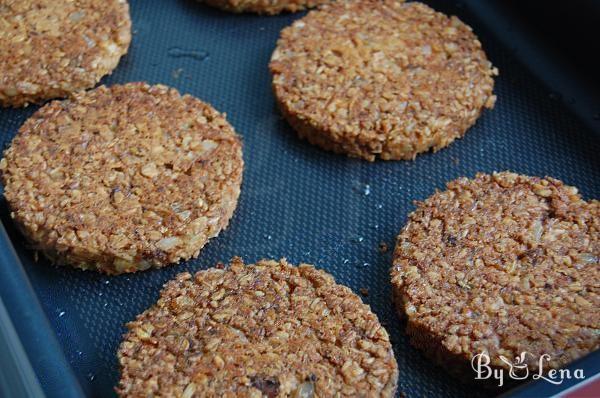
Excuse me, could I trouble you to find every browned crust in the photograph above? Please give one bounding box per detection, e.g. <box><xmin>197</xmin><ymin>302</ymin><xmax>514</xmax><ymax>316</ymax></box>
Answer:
<box><xmin>0</xmin><ymin>83</ymin><xmax>244</xmax><ymax>274</ymax></box>
<box><xmin>391</xmin><ymin>172</ymin><xmax>600</xmax><ymax>380</ymax></box>
<box><xmin>392</xmin><ymin>286</ymin><xmax>470</xmax><ymax>381</ymax></box>
<box><xmin>202</xmin><ymin>0</ymin><xmax>330</xmax><ymax>15</ymax></box>
<box><xmin>392</xmin><ymin>287</ymin><xmax>509</xmax><ymax>389</ymax></box>
<box><xmin>0</xmin><ymin>0</ymin><xmax>131</xmax><ymax>107</ymax></box>
<box><xmin>270</xmin><ymin>0</ymin><xmax>497</xmax><ymax>161</ymax></box>
<box><xmin>117</xmin><ymin>258</ymin><xmax>399</xmax><ymax>397</ymax></box>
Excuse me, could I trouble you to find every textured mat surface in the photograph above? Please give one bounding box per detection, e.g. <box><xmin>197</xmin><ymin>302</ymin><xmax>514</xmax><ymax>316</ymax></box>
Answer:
<box><xmin>1</xmin><ymin>0</ymin><xmax>599</xmax><ymax>397</ymax></box>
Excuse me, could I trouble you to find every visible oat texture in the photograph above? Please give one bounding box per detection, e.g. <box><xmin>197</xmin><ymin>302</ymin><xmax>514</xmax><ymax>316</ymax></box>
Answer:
<box><xmin>270</xmin><ymin>0</ymin><xmax>497</xmax><ymax>161</ymax></box>
<box><xmin>391</xmin><ymin>172</ymin><xmax>599</xmax><ymax>378</ymax></box>
<box><xmin>0</xmin><ymin>0</ymin><xmax>131</xmax><ymax>107</ymax></box>
<box><xmin>118</xmin><ymin>258</ymin><xmax>398</xmax><ymax>397</ymax></box>
<box><xmin>202</xmin><ymin>0</ymin><xmax>329</xmax><ymax>15</ymax></box>
<box><xmin>0</xmin><ymin>83</ymin><xmax>243</xmax><ymax>274</ymax></box>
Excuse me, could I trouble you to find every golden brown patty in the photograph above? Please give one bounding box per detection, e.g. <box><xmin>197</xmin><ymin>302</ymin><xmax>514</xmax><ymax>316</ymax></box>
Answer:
<box><xmin>0</xmin><ymin>0</ymin><xmax>131</xmax><ymax>107</ymax></box>
<box><xmin>202</xmin><ymin>0</ymin><xmax>329</xmax><ymax>15</ymax></box>
<box><xmin>391</xmin><ymin>172</ymin><xmax>599</xmax><ymax>379</ymax></box>
<box><xmin>270</xmin><ymin>0</ymin><xmax>497</xmax><ymax>161</ymax></box>
<box><xmin>0</xmin><ymin>83</ymin><xmax>243</xmax><ymax>274</ymax></box>
<box><xmin>118</xmin><ymin>258</ymin><xmax>399</xmax><ymax>397</ymax></box>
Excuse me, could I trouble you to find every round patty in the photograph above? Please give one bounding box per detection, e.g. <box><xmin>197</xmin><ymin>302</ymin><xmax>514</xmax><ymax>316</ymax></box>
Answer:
<box><xmin>0</xmin><ymin>0</ymin><xmax>131</xmax><ymax>107</ymax></box>
<box><xmin>202</xmin><ymin>0</ymin><xmax>329</xmax><ymax>15</ymax></box>
<box><xmin>270</xmin><ymin>0</ymin><xmax>497</xmax><ymax>161</ymax></box>
<box><xmin>0</xmin><ymin>83</ymin><xmax>243</xmax><ymax>274</ymax></box>
<box><xmin>118</xmin><ymin>258</ymin><xmax>398</xmax><ymax>397</ymax></box>
<box><xmin>391</xmin><ymin>172</ymin><xmax>599</xmax><ymax>379</ymax></box>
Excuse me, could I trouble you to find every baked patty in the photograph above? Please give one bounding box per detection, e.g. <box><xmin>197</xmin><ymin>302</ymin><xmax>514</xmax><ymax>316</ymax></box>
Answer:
<box><xmin>118</xmin><ymin>258</ymin><xmax>399</xmax><ymax>397</ymax></box>
<box><xmin>0</xmin><ymin>0</ymin><xmax>131</xmax><ymax>107</ymax></box>
<box><xmin>270</xmin><ymin>0</ymin><xmax>497</xmax><ymax>160</ymax></box>
<box><xmin>202</xmin><ymin>0</ymin><xmax>329</xmax><ymax>15</ymax></box>
<box><xmin>391</xmin><ymin>172</ymin><xmax>599</xmax><ymax>379</ymax></box>
<box><xmin>0</xmin><ymin>83</ymin><xmax>243</xmax><ymax>274</ymax></box>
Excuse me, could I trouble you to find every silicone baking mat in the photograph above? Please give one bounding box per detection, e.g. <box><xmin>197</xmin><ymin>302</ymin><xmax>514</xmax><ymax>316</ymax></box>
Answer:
<box><xmin>0</xmin><ymin>0</ymin><xmax>599</xmax><ymax>397</ymax></box>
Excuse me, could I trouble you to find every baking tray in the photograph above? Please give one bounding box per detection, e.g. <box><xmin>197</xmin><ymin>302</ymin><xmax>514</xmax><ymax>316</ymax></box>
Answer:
<box><xmin>1</xmin><ymin>0</ymin><xmax>599</xmax><ymax>397</ymax></box>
